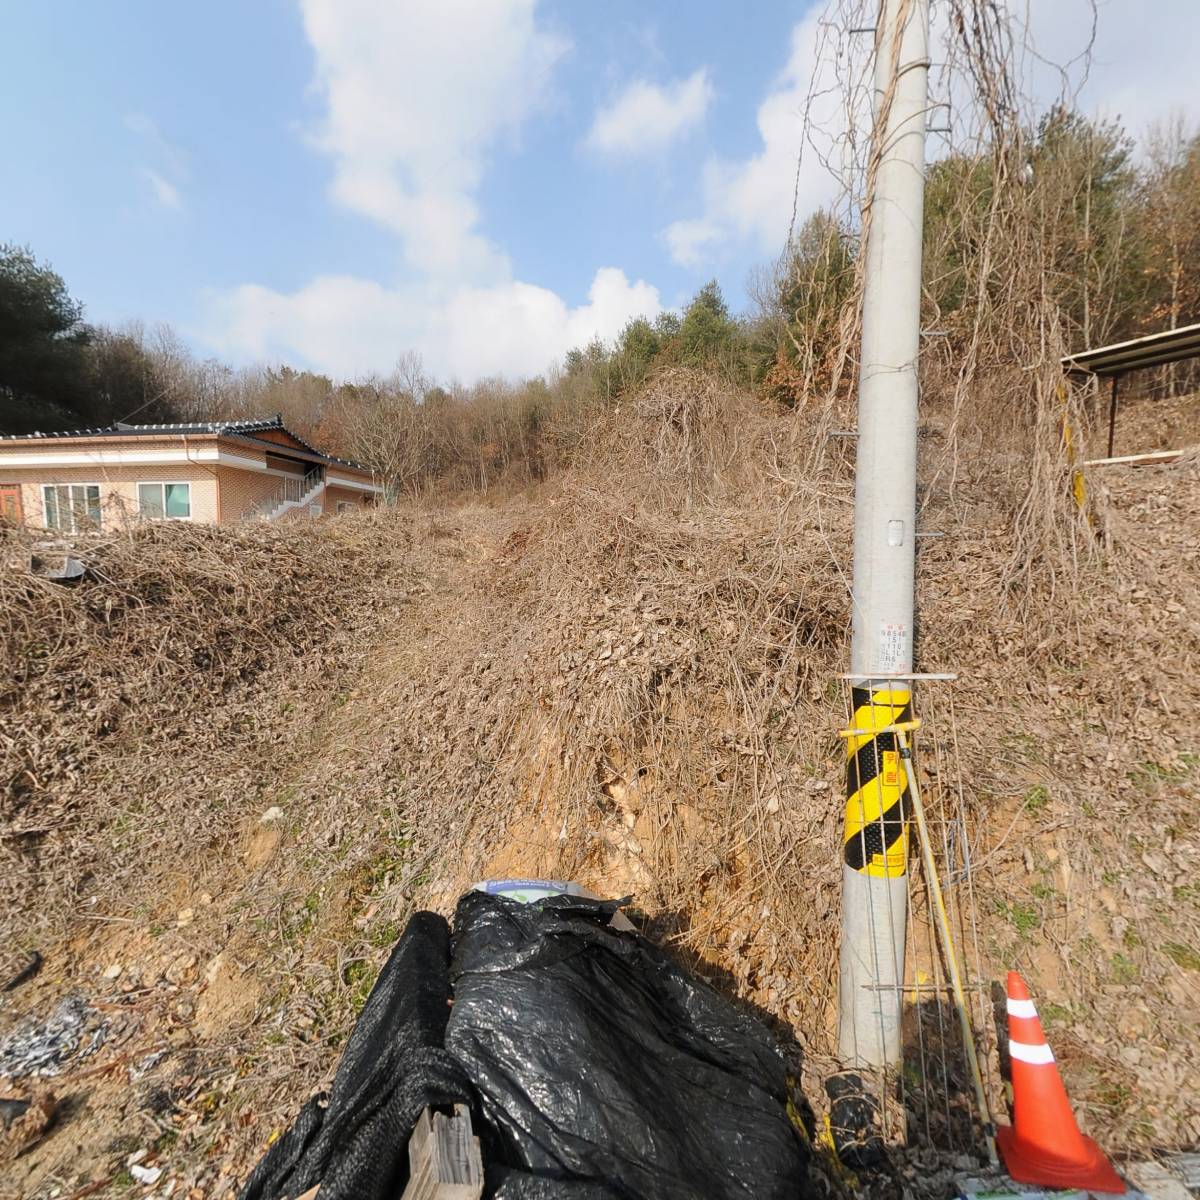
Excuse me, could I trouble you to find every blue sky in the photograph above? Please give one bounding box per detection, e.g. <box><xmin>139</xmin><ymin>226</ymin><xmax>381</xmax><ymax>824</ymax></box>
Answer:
<box><xmin>2</xmin><ymin>1</ymin><xmax>1197</xmax><ymax>383</ymax></box>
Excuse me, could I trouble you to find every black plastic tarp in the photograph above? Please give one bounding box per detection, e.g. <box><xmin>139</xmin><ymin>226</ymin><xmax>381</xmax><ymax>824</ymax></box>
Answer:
<box><xmin>240</xmin><ymin>893</ymin><xmax>807</xmax><ymax>1200</ymax></box>
<box><xmin>446</xmin><ymin>891</ymin><xmax>806</xmax><ymax>1199</ymax></box>
<box><xmin>238</xmin><ymin>910</ymin><xmax>472</xmax><ymax>1200</ymax></box>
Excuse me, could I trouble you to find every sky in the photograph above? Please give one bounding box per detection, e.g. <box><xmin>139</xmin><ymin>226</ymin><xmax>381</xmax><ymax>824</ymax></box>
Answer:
<box><xmin>2</xmin><ymin>0</ymin><xmax>1197</xmax><ymax>385</ymax></box>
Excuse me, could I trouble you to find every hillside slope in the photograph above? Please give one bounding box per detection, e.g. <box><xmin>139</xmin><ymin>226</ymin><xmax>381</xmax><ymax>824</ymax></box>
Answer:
<box><xmin>1</xmin><ymin>372</ymin><xmax>1197</xmax><ymax>1198</ymax></box>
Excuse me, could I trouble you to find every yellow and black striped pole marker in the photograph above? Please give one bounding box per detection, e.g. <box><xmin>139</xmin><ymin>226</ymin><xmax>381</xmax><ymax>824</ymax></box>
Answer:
<box><xmin>843</xmin><ymin>686</ymin><xmax>912</xmax><ymax>878</ymax></box>
<box><xmin>836</xmin><ymin>685</ymin><xmax>919</xmax><ymax>1069</ymax></box>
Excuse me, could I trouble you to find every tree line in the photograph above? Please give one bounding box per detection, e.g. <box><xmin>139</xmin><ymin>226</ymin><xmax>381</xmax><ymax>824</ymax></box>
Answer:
<box><xmin>2</xmin><ymin>107</ymin><xmax>1197</xmax><ymax>494</ymax></box>
<box><xmin>768</xmin><ymin>108</ymin><xmax>1200</xmax><ymax>404</ymax></box>
<box><xmin>0</xmin><ymin>246</ymin><xmax>751</xmax><ymax>495</ymax></box>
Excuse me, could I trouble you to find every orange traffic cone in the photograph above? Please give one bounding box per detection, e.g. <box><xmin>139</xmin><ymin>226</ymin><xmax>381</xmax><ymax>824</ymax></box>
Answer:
<box><xmin>996</xmin><ymin>971</ymin><xmax>1125</xmax><ymax>1193</ymax></box>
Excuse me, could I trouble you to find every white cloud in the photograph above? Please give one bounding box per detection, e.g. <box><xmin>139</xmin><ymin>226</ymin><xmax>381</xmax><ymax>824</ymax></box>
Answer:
<box><xmin>586</xmin><ymin>69</ymin><xmax>713</xmax><ymax>156</ymax></box>
<box><xmin>664</xmin><ymin>0</ymin><xmax>1200</xmax><ymax>272</ymax></box>
<box><xmin>126</xmin><ymin>113</ymin><xmax>189</xmax><ymax>178</ymax></box>
<box><xmin>202</xmin><ymin>0</ymin><xmax>664</xmax><ymax>383</ymax></box>
<box><xmin>204</xmin><ymin>267</ymin><xmax>661</xmax><ymax>381</ymax></box>
<box><xmin>662</xmin><ymin>10</ymin><xmax>855</xmax><ymax>267</ymax></box>
<box><xmin>1001</xmin><ymin>0</ymin><xmax>1200</xmax><ymax>142</ymax></box>
<box><xmin>127</xmin><ymin>111</ymin><xmax>189</xmax><ymax>212</ymax></box>
<box><xmin>300</xmin><ymin>0</ymin><xmax>569</xmax><ymax>278</ymax></box>
<box><xmin>663</xmin><ymin>219</ymin><xmax>721</xmax><ymax>269</ymax></box>
<box><xmin>142</xmin><ymin>168</ymin><xmax>182</xmax><ymax>210</ymax></box>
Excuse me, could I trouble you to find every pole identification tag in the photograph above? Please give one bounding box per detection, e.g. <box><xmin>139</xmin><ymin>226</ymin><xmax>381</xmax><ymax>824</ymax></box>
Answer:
<box><xmin>878</xmin><ymin>621</ymin><xmax>910</xmax><ymax>674</ymax></box>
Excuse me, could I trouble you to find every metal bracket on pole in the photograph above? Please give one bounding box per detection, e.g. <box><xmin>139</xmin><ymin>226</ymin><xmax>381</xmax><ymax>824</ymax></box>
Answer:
<box><xmin>837</xmin><ymin>718</ymin><xmax>922</xmax><ymax>739</ymax></box>
<box><xmin>837</xmin><ymin>672</ymin><xmax>958</xmax><ymax>682</ymax></box>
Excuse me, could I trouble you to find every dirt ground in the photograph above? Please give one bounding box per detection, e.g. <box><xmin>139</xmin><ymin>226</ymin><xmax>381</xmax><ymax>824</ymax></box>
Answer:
<box><xmin>1</xmin><ymin>386</ymin><xmax>1197</xmax><ymax>1199</ymax></box>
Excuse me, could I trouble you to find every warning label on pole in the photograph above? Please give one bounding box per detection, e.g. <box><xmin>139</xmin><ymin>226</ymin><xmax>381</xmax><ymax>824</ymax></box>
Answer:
<box><xmin>878</xmin><ymin>621</ymin><xmax>910</xmax><ymax>674</ymax></box>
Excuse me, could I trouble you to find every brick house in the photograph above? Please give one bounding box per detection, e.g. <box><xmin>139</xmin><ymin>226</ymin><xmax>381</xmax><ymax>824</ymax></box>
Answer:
<box><xmin>0</xmin><ymin>417</ymin><xmax>381</xmax><ymax>532</ymax></box>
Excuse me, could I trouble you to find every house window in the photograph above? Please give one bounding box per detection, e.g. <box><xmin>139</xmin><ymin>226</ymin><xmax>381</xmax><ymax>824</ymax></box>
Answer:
<box><xmin>43</xmin><ymin>484</ymin><xmax>101</xmax><ymax>533</ymax></box>
<box><xmin>138</xmin><ymin>482</ymin><xmax>191</xmax><ymax>520</ymax></box>
<box><xmin>336</xmin><ymin>500</ymin><xmax>355</xmax><ymax>514</ymax></box>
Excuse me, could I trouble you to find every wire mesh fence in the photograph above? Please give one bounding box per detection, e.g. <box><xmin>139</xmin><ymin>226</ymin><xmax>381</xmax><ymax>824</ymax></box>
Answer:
<box><xmin>837</xmin><ymin>676</ymin><xmax>1001</xmax><ymax>1162</ymax></box>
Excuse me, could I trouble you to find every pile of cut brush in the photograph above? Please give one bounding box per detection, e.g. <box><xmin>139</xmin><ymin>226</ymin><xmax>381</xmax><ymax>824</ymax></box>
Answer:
<box><xmin>1</xmin><ymin>367</ymin><xmax>1196</xmax><ymax>1194</ymax></box>
<box><xmin>280</xmin><ymin>369</ymin><xmax>863</xmax><ymax>1064</ymax></box>
<box><xmin>273</xmin><ymin>368</ymin><xmax>1200</xmax><ymax>1153</ymax></box>
<box><xmin>0</xmin><ymin>514</ymin><xmax>413</xmax><ymax>944</ymax></box>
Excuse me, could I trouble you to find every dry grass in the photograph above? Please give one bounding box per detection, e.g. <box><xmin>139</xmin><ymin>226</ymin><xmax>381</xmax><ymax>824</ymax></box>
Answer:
<box><xmin>255</xmin><ymin>367</ymin><xmax>1200</xmax><ymax>1150</ymax></box>
<box><xmin>0</xmin><ymin>369</ymin><xmax>1196</xmax><ymax>1198</ymax></box>
<box><xmin>0</xmin><ymin>513</ymin><xmax>416</xmax><ymax>948</ymax></box>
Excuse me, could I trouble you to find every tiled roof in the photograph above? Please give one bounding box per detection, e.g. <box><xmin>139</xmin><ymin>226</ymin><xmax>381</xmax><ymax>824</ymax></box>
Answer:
<box><xmin>0</xmin><ymin>416</ymin><xmax>374</xmax><ymax>474</ymax></box>
<box><xmin>0</xmin><ymin>417</ymin><xmax>287</xmax><ymax>440</ymax></box>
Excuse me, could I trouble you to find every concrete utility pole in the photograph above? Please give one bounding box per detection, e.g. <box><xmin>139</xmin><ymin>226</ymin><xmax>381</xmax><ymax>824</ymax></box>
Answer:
<box><xmin>837</xmin><ymin>0</ymin><xmax>930</xmax><ymax>1069</ymax></box>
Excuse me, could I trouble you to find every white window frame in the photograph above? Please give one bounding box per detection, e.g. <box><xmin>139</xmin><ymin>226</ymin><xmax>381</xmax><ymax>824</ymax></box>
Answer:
<box><xmin>137</xmin><ymin>480</ymin><xmax>193</xmax><ymax>521</ymax></box>
<box><xmin>336</xmin><ymin>500</ymin><xmax>356</xmax><ymax>514</ymax></box>
<box><xmin>42</xmin><ymin>483</ymin><xmax>102</xmax><ymax>533</ymax></box>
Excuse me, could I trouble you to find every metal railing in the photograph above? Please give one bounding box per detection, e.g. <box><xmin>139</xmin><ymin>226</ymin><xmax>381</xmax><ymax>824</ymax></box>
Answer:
<box><xmin>250</xmin><ymin>469</ymin><xmax>324</xmax><ymax>520</ymax></box>
<box><xmin>281</xmin><ymin>469</ymin><xmax>323</xmax><ymax>505</ymax></box>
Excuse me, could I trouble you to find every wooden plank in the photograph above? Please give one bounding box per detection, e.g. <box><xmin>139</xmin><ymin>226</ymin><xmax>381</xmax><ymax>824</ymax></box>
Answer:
<box><xmin>286</xmin><ymin>1105</ymin><xmax>483</xmax><ymax>1200</ymax></box>
<box><xmin>400</xmin><ymin>1105</ymin><xmax>483</xmax><ymax>1200</ymax></box>
<box><xmin>1081</xmin><ymin>449</ymin><xmax>1185</xmax><ymax>468</ymax></box>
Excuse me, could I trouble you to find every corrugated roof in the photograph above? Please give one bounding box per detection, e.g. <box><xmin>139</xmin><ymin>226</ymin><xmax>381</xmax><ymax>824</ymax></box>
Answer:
<box><xmin>0</xmin><ymin>415</ymin><xmax>374</xmax><ymax>474</ymax></box>
<box><xmin>1062</xmin><ymin>322</ymin><xmax>1200</xmax><ymax>376</ymax></box>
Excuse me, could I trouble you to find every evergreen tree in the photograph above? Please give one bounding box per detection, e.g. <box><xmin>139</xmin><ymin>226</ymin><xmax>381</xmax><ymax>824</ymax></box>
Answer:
<box><xmin>679</xmin><ymin>280</ymin><xmax>736</xmax><ymax>365</ymax></box>
<box><xmin>0</xmin><ymin>244</ymin><xmax>92</xmax><ymax>432</ymax></box>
